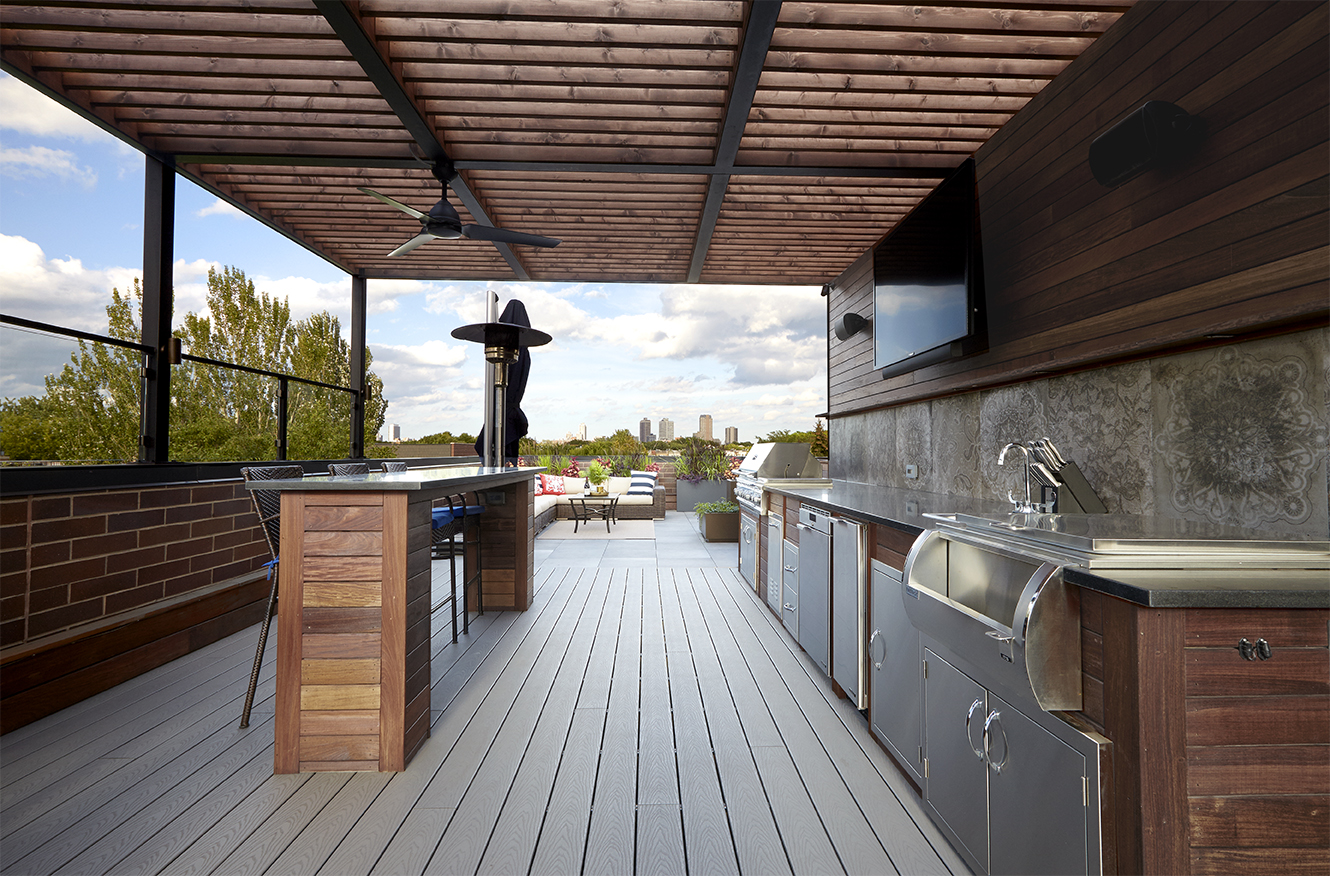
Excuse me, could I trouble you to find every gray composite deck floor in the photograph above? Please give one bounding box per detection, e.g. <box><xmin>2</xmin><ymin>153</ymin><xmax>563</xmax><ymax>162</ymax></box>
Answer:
<box><xmin>0</xmin><ymin>512</ymin><xmax>969</xmax><ymax>876</ymax></box>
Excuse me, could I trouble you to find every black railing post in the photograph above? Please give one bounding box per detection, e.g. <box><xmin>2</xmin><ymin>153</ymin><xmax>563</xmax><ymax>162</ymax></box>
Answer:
<box><xmin>349</xmin><ymin>274</ymin><xmax>367</xmax><ymax>458</ymax></box>
<box><xmin>139</xmin><ymin>155</ymin><xmax>176</xmax><ymax>463</ymax></box>
<box><xmin>277</xmin><ymin>376</ymin><xmax>289</xmax><ymax>461</ymax></box>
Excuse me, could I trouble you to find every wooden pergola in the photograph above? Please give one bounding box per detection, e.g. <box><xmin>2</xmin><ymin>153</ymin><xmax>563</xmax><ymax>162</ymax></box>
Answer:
<box><xmin>1</xmin><ymin>0</ymin><xmax>1130</xmax><ymax>457</ymax></box>
<box><xmin>2</xmin><ymin>1</ymin><xmax>1128</xmax><ymax>285</ymax></box>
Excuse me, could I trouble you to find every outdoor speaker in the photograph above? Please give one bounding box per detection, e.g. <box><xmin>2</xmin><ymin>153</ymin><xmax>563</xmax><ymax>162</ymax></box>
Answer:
<box><xmin>834</xmin><ymin>312</ymin><xmax>871</xmax><ymax>341</ymax></box>
<box><xmin>1088</xmin><ymin>100</ymin><xmax>1204</xmax><ymax>187</ymax></box>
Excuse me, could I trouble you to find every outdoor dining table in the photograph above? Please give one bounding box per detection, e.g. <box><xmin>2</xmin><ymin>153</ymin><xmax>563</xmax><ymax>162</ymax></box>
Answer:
<box><xmin>247</xmin><ymin>464</ymin><xmax>541</xmax><ymax>773</ymax></box>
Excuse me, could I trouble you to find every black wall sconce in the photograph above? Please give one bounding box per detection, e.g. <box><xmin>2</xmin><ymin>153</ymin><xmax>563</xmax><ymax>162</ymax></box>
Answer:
<box><xmin>833</xmin><ymin>311</ymin><xmax>871</xmax><ymax>341</ymax></box>
<box><xmin>1089</xmin><ymin>100</ymin><xmax>1205</xmax><ymax>187</ymax></box>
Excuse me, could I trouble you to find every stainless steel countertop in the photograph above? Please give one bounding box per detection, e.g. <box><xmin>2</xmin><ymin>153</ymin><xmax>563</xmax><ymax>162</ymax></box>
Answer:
<box><xmin>769</xmin><ymin>479</ymin><xmax>1330</xmax><ymax>609</ymax></box>
<box><xmin>244</xmin><ymin>464</ymin><xmax>543</xmax><ymax>492</ymax></box>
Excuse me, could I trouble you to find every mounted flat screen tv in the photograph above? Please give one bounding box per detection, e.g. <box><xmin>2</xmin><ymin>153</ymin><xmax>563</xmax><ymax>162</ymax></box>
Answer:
<box><xmin>873</xmin><ymin>158</ymin><xmax>987</xmax><ymax>378</ymax></box>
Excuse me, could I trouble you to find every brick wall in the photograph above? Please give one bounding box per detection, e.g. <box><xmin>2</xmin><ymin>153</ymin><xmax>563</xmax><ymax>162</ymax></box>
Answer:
<box><xmin>1</xmin><ymin>479</ymin><xmax>269</xmax><ymax>649</ymax></box>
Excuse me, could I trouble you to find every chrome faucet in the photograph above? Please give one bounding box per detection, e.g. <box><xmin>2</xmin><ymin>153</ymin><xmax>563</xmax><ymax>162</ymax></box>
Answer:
<box><xmin>998</xmin><ymin>442</ymin><xmax>1036</xmax><ymax>512</ymax></box>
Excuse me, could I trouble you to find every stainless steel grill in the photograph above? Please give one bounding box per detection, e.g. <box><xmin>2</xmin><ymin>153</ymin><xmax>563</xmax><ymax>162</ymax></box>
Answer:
<box><xmin>735</xmin><ymin>443</ymin><xmax>829</xmax><ymax>513</ymax></box>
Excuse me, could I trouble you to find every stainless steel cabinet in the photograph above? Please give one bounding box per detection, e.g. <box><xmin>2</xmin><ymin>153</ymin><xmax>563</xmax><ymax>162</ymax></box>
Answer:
<box><xmin>796</xmin><ymin>506</ymin><xmax>831</xmax><ymax>676</ymax></box>
<box><xmin>781</xmin><ymin>540</ymin><xmax>798</xmax><ymax>635</ymax></box>
<box><xmin>765</xmin><ymin>513</ymin><xmax>783</xmax><ymax>611</ymax></box>
<box><xmin>738</xmin><ymin>509</ymin><xmax>758</xmax><ymax>588</ymax></box>
<box><xmin>869</xmin><ymin>559</ymin><xmax>922</xmax><ymax>783</ymax></box>
<box><xmin>923</xmin><ymin>648</ymin><xmax>1096</xmax><ymax>876</ymax></box>
<box><xmin>832</xmin><ymin>516</ymin><xmax>867</xmax><ymax>708</ymax></box>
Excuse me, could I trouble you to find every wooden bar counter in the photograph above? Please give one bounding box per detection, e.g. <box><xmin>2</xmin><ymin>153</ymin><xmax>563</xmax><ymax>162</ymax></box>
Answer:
<box><xmin>247</xmin><ymin>465</ymin><xmax>537</xmax><ymax>773</ymax></box>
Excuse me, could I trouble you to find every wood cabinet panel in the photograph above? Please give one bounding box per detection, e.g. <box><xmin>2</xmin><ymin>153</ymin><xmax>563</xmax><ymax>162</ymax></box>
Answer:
<box><xmin>1185</xmin><ymin>607</ymin><xmax>1330</xmax><ymax>647</ymax></box>
<box><xmin>301</xmin><ymin>606</ymin><xmax>381</xmax><ymax>634</ymax></box>
<box><xmin>302</xmin><ymin>580</ymin><xmax>382</xmax><ymax>607</ymax></box>
<box><xmin>1186</xmin><ymin>647</ymin><xmax>1329</xmax><ymax>697</ymax></box>
<box><xmin>302</xmin><ymin>530</ymin><xmax>382</xmax><ymax>556</ymax></box>
<box><xmin>1189</xmin><ymin>795</ymin><xmax>1330</xmax><ymax>848</ymax></box>
<box><xmin>302</xmin><ymin>556</ymin><xmax>382</xmax><ymax>581</ymax></box>
<box><xmin>1192</xmin><ymin>845</ymin><xmax>1330</xmax><ymax>876</ymax></box>
<box><xmin>300</xmin><ymin>709</ymin><xmax>379</xmax><ymax>736</ymax></box>
<box><xmin>1186</xmin><ymin>695</ymin><xmax>1330</xmax><ymax>746</ymax></box>
<box><xmin>304</xmin><ymin>505</ymin><xmax>384</xmax><ymax>531</ymax></box>
<box><xmin>1188</xmin><ymin>744</ymin><xmax>1330</xmax><ymax>797</ymax></box>
<box><xmin>301</xmin><ymin>658</ymin><xmax>379</xmax><ymax>685</ymax></box>
<box><xmin>299</xmin><ymin>734</ymin><xmax>380</xmax><ymax>763</ymax></box>
<box><xmin>300</xmin><ymin>683</ymin><xmax>381</xmax><ymax>711</ymax></box>
<box><xmin>302</xmin><ymin>632</ymin><xmax>379</xmax><ymax>659</ymax></box>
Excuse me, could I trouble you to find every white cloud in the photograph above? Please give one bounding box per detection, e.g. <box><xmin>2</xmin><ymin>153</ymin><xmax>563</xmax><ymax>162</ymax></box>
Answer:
<box><xmin>195</xmin><ymin>198</ymin><xmax>243</xmax><ymax>219</ymax></box>
<box><xmin>0</xmin><ymin>74</ymin><xmax>108</xmax><ymax>141</ymax></box>
<box><xmin>0</xmin><ymin>145</ymin><xmax>97</xmax><ymax>187</ymax></box>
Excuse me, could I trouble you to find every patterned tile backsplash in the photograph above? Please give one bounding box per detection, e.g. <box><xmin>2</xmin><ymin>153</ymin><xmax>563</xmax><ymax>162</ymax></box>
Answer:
<box><xmin>830</xmin><ymin>328</ymin><xmax>1329</xmax><ymax>536</ymax></box>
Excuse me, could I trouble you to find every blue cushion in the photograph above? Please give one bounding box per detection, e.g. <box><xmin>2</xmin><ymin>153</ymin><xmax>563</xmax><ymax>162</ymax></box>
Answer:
<box><xmin>628</xmin><ymin>470</ymin><xmax>657</xmax><ymax>496</ymax></box>
<box><xmin>432</xmin><ymin>505</ymin><xmax>486</xmax><ymax>529</ymax></box>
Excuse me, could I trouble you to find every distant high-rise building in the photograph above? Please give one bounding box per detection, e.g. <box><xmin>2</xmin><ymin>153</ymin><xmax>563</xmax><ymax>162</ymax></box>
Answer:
<box><xmin>698</xmin><ymin>414</ymin><xmax>713</xmax><ymax>441</ymax></box>
<box><xmin>659</xmin><ymin>418</ymin><xmax>674</xmax><ymax>442</ymax></box>
<box><xmin>577</xmin><ymin>422</ymin><xmax>588</xmax><ymax>440</ymax></box>
<box><xmin>390</xmin><ymin>424</ymin><xmax>401</xmax><ymax>442</ymax></box>
<box><xmin>724</xmin><ymin>426</ymin><xmax>738</xmax><ymax>444</ymax></box>
<box><xmin>639</xmin><ymin>417</ymin><xmax>652</xmax><ymax>443</ymax></box>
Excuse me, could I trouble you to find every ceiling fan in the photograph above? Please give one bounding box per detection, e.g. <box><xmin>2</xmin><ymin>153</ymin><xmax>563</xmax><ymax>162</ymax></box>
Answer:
<box><xmin>358</xmin><ymin>161</ymin><xmax>560</xmax><ymax>256</ymax></box>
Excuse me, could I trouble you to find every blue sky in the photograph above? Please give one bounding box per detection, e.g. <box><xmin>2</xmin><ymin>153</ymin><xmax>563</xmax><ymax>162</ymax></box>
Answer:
<box><xmin>0</xmin><ymin>72</ymin><xmax>828</xmax><ymax>444</ymax></box>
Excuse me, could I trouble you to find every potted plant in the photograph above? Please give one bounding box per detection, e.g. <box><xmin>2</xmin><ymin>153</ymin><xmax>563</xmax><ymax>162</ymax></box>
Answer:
<box><xmin>695</xmin><ymin>500</ymin><xmax>740</xmax><ymax>542</ymax></box>
<box><xmin>586</xmin><ymin>459</ymin><xmax>610</xmax><ymax>495</ymax></box>
<box><xmin>674</xmin><ymin>438</ymin><xmax>736</xmax><ymax>510</ymax></box>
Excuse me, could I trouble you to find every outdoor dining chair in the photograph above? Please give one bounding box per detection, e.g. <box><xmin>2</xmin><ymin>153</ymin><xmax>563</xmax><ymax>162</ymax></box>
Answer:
<box><xmin>432</xmin><ymin>493</ymin><xmax>486</xmax><ymax>643</ymax></box>
<box><xmin>238</xmin><ymin>463</ymin><xmax>303</xmax><ymax>728</ymax></box>
<box><xmin>328</xmin><ymin>461</ymin><xmax>370</xmax><ymax>476</ymax></box>
<box><xmin>381</xmin><ymin>460</ymin><xmax>408</xmax><ymax>472</ymax></box>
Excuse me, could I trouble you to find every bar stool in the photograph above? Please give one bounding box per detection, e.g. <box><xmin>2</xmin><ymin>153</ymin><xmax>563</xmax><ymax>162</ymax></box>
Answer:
<box><xmin>328</xmin><ymin>461</ymin><xmax>370</xmax><ymax>476</ymax></box>
<box><xmin>381</xmin><ymin>460</ymin><xmax>408</xmax><ymax>473</ymax></box>
<box><xmin>238</xmin><ymin>463</ymin><xmax>303</xmax><ymax>728</ymax></box>
<box><xmin>431</xmin><ymin>493</ymin><xmax>485</xmax><ymax>643</ymax></box>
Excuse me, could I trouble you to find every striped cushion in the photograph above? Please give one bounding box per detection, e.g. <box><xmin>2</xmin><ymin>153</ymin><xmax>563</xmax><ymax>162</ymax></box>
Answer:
<box><xmin>627</xmin><ymin>470</ymin><xmax>657</xmax><ymax>496</ymax></box>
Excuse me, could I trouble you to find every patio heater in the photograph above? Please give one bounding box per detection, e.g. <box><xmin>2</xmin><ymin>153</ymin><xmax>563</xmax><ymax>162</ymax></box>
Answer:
<box><xmin>451</xmin><ymin>318</ymin><xmax>551</xmax><ymax>467</ymax></box>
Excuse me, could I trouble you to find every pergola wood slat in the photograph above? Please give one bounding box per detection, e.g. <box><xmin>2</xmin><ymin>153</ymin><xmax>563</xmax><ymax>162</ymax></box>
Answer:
<box><xmin>0</xmin><ymin>0</ymin><xmax>1133</xmax><ymax>283</ymax></box>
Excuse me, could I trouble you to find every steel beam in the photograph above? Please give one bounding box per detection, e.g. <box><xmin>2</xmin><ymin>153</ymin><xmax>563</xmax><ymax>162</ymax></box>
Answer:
<box><xmin>688</xmin><ymin>1</ymin><xmax>782</xmax><ymax>282</ymax></box>
<box><xmin>316</xmin><ymin>1</ymin><xmax>532</xmax><ymax>281</ymax></box>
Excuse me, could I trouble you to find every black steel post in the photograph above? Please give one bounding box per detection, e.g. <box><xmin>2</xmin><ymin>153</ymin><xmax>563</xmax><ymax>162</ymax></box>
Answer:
<box><xmin>139</xmin><ymin>155</ymin><xmax>175</xmax><ymax>463</ymax></box>
<box><xmin>277</xmin><ymin>377</ymin><xmax>289</xmax><ymax>460</ymax></box>
<box><xmin>350</xmin><ymin>274</ymin><xmax>367</xmax><ymax>458</ymax></box>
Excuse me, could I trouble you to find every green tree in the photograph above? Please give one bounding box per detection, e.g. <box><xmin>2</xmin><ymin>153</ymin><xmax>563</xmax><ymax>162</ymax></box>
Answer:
<box><xmin>5</xmin><ymin>266</ymin><xmax>389</xmax><ymax>464</ymax></box>
<box><xmin>0</xmin><ymin>396</ymin><xmax>61</xmax><ymax>460</ymax></box>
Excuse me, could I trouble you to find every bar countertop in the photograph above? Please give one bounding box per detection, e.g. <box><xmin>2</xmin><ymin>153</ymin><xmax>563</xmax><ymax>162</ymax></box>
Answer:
<box><xmin>244</xmin><ymin>464</ymin><xmax>543</xmax><ymax>492</ymax></box>
<box><xmin>770</xmin><ymin>479</ymin><xmax>1330</xmax><ymax>610</ymax></box>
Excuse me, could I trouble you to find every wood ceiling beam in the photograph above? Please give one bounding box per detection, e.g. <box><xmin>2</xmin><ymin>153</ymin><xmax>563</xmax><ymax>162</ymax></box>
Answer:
<box><xmin>688</xmin><ymin>0</ymin><xmax>781</xmax><ymax>283</ymax></box>
<box><xmin>315</xmin><ymin>0</ymin><xmax>531</xmax><ymax>281</ymax></box>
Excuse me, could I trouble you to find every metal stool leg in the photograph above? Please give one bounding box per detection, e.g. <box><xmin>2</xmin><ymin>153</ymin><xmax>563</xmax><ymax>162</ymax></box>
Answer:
<box><xmin>448</xmin><ymin>523</ymin><xmax>460</xmax><ymax>644</ymax></box>
<box><xmin>239</xmin><ymin>569</ymin><xmax>278</xmax><ymax>728</ymax></box>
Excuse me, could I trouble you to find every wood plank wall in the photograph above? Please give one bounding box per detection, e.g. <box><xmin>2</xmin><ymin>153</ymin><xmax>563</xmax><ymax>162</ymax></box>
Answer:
<box><xmin>828</xmin><ymin>0</ymin><xmax>1328</xmax><ymax>416</ymax></box>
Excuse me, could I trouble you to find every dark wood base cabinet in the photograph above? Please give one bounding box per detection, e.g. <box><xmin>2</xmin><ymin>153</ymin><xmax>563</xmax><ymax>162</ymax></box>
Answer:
<box><xmin>1080</xmin><ymin>593</ymin><xmax>1329</xmax><ymax>875</ymax></box>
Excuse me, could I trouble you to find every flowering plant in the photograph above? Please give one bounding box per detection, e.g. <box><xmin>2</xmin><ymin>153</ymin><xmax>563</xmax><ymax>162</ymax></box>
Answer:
<box><xmin>561</xmin><ymin>459</ymin><xmax>581</xmax><ymax>477</ymax></box>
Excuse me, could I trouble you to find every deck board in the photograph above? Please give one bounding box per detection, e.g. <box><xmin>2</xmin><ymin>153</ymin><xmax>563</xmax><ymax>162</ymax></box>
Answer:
<box><xmin>0</xmin><ymin>512</ymin><xmax>967</xmax><ymax>876</ymax></box>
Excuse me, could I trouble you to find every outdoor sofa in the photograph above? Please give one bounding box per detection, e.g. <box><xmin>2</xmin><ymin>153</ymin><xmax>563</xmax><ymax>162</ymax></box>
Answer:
<box><xmin>533</xmin><ymin>473</ymin><xmax>665</xmax><ymax>532</ymax></box>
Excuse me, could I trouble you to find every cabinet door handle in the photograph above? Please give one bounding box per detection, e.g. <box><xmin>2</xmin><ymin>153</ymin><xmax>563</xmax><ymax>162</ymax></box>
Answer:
<box><xmin>965</xmin><ymin>698</ymin><xmax>985</xmax><ymax>760</ymax></box>
<box><xmin>783</xmin><ymin>603</ymin><xmax>796</xmax><ymax>612</ymax></box>
<box><xmin>984</xmin><ymin>710</ymin><xmax>1009</xmax><ymax>774</ymax></box>
<box><xmin>869</xmin><ymin>629</ymin><xmax>885</xmax><ymax>669</ymax></box>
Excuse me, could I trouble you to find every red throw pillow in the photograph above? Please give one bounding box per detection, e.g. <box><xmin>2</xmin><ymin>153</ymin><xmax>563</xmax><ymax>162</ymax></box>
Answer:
<box><xmin>533</xmin><ymin>476</ymin><xmax>545</xmax><ymax>496</ymax></box>
<box><xmin>540</xmin><ymin>474</ymin><xmax>565</xmax><ymax>495</ymax></box>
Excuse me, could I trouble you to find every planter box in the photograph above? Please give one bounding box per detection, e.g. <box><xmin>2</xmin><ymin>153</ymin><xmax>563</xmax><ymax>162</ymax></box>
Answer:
<box><xmin>699</xmin><ymin>511</ymin><xmax>740</xmax><ymax>542</ymax></box>
<box><xmin>677</xmin><ymin>478</ymin><xmax>733</xmax><ymax>511</ymax></box>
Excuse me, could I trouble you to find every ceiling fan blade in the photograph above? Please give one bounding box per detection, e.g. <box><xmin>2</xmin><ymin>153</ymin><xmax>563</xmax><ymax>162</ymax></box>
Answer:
<box><xmin>358</xmin><ymin>187</ymin><xmax>429</xmax><ymax>221</ymax></box>
<box><xmin>461</xmin><ymin>224</ymin><xmax>561</xmax><ymax>248</ymax></box>
<box><xmin>387</xmin><ymin>232</ymin><xmax>436</xmax><ymax>257</ymax></box>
